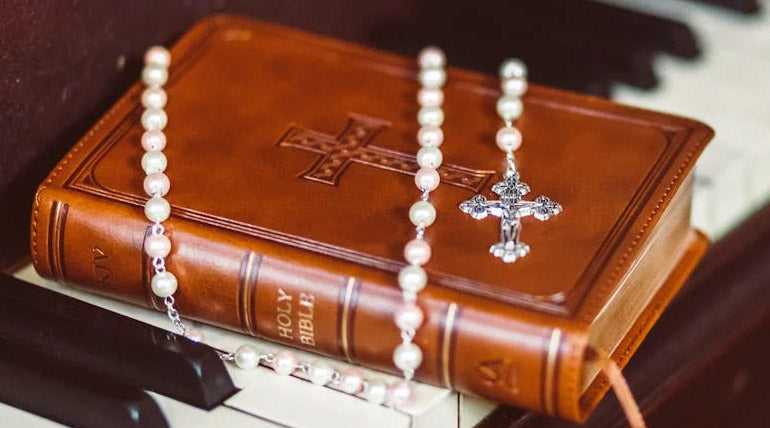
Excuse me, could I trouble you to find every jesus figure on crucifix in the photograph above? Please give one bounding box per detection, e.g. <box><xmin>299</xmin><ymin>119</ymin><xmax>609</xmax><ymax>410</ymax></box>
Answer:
<box><xmin>459</xmin><ymin>171</ymin><xmax>562</xmax><ymax>263</ymax></box>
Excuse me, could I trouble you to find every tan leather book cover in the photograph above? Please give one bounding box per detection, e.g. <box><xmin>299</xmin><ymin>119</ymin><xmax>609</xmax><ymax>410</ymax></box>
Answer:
<box><xmin>30</xmin><ymin>16</ymin><xmax>712</xmax><ymax>421</ymax></box>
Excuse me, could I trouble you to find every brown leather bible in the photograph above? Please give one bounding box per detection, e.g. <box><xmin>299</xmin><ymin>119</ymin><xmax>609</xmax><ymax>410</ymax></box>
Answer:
<box><xmin>30</xmin><ymin>16</ymin><xmax>711</xmax><ymax>422</ymax></box>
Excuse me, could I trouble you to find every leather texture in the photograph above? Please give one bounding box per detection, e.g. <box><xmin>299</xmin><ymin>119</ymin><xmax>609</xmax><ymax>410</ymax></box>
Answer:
<box><xmin>29</xmin><ymin>16</ymin><xmax>712</xmax><ymax>421</ymax></box>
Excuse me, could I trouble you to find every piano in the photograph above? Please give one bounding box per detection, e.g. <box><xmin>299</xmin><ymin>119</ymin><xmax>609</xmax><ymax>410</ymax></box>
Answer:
<box><xmin>606</xmin><ymin>0</ymin><xmax>770</xmax><ymax>239</ymax></box>
<box><xmin>1</xmin><ymin>0</ymin><xmax>768</xmax><ymax>426</ymax></box>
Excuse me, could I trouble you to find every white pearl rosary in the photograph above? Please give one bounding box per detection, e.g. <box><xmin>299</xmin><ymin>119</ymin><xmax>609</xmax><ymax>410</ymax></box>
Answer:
<box><xmin>138</xmin><ymin>45</ymin><xmax>435</xmax><ymax>408</ymax></box>
<box><xmin>495</xmin><ymin>58</ymin><xmax>527</xmax><ymax>152</ymax></box>
<box><xmin>387</xmin><ymin>46</ymin><xmax>449</xmax><ymax>405</ymax></box>
<box><xmin>139</xmin><ymin>47</ymin><xmax>178</xmax><ymax>310</ymax></box>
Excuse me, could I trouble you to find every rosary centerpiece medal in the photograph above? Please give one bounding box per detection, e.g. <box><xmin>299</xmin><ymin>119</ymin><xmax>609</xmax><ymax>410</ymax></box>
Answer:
<box><xmin>459</xmin><ymin>59</ymin><xmax>562</xmax><ymax>263</ymax></box>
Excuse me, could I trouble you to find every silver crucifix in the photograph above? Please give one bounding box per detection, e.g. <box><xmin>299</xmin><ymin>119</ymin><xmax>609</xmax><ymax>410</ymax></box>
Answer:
<box><xmin>459</xmin><ymin>170</ymin><xmax>562</xmax><ymax>263</ymax></box>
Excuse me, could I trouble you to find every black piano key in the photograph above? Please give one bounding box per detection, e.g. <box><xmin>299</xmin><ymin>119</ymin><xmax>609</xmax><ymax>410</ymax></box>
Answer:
<box><xmin>497</xmin><ymin>11</ymin><xmax>661</xmax><ymax>89</ymax></box>
<box><xmin>368</xmin><ymin>0</ymin><xmax>693</xmax><ymax>94</ymax></box>
<box><xmin>534</xmin><ymin>69</ymin><xmax>612</xmax><ymax>98</ymax></box>
<box><xmin>368</xmin><ymin>17</ymin><xmax>612</xmax><ymax>95</ymax></box>
<box><xmin>509</xmin><ymin>42</ymin><xmax>658</xmax><ymax>91</ymax></box>
<box><xmin>0</xmin><ymin>274</ymin><xmax>238</xmax><ymax>410</ymax></box>
<box><xmin>561</xmin><ymin>0</ymin><xmax>701</xmax><ymax>60</ymax></box>
<box><xmin>0</xmin><ymin>338</ymin><xmax>168</xmax><ymax>428</ymax></box>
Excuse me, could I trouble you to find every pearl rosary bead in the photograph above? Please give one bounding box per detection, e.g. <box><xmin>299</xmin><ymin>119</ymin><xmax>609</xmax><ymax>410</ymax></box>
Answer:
<box><xmin>339</xmin><ymin>369</ymin><xmax>364</xmax><ymax>394</ymax></box>
<box><xmin>144</xmin><ymin>234</ymin><xmax>172</xmax><ymax>258</ymax></box>
<box><xmin>141</xmin><ymin>108</ymin><xmax>168</xmax><ymax>131</ymax></box>
<box><xmin>414</xmin><ymin>167</ymin><xmax>440</xmax><ymax>192</ymax></box>
<box><xmin>417</xmin><ymin>46</ymin><xmax>446</xmax><ymax>69</ymax></box>
<box><xmin>418</xmin><ymin>67</ymin><xmax>446</xmax><ymax>88</ymax></box>
<box><xmin>308</xmin><ymin>362</ymin><xmax>335</xmax><ymax>385</ymax></box>
<box><xmin>417</xmin><ymin>126</ymin><xmax>443</xmax><ymax>147</ymax></box>
<box><xmin>273</xmin><ymin>350</ymin><xmax>298</xmax><ymax>375</ymax></box>
<box><xmin>403</xmin><ymin>238</ymin><xmax>431</xmax><ymax>265</ymax></box>
<box><xmin>144</xmin><ymin>196</ymin><xmax>171</xmax><ymax>222</ymax></box>
<box><xmin>394</xmin><ymin>303</ymin><xmax>424</xmax><ymax>331</ymax></box>
<box><xmin>150</xmin><ymin>271</ymin><xmax>178</xmax><ymax>297</ymax></box>
<box><xmin>141</xmin><ymin>130</ymin><xmax>167</xmax><ymax>151</ymax></box>
<box><xmin>417</xmin><ymin>87</ymin><xmax>444</xmax><ymax>107</ymax></box>
<box><xmin>398</xmin><ymin>265</ymin><xmax>427</xmax><ymax>293</ymax></box>
<box><xmin>393</xmin><ymin>342</ymin><xmax>423</xmax><ymax>371</ymax></box>
<box><xmin>499</xmin><ymin>58</ymin><xmax>527</xmax><ymax>79</ymax></box>
<box><xmin>144</xmin><ymin>172</ymin><xmax>170</xmax><ymax>197</ymax></box>
<box><xmin>141</xmin><ymin>87</ymin><xmax>167</xmax><ymax>109</ymax></box>
<box><xmin>408</xmin><ymin>200</ymin><xmax>436</xmax><ymax>227</ymax></box>
<box><xmin>417</xmin><ymin>106</ymin><xmax>444</xmax><ymax>127</ymax></box>
<box><xmin>141</xmin><ymin>150</ymin><xmax>168</xmax><ymax>174</ymax></box>
<box><xmin>142</xmin><ymin>64</ymin><xmax>168</xmax><ymax>87</ymax></box>
<box><xmin>501</xmin><ymin>77</ymin><xmax>527</xmax><ymax>97</ymax></box>
<box><xmin>496</xmin><ymin>126</ymin><xmax>522</xmax><ymax>152</ymax></box>
<box><xmin>416</xmin><ymin>146</ymin><xmax>443</xmax><ymax>169</ymax></box>
<box><xmin>496</xmin><ymin>95</ymin><xmax>523</xmax><ymax>121</ymax></box>
<box><xmin>144</xmin><ymin>46</ymin><xmax>171</xmax><ymax>68</ymax></box>
<box><xmin>234</xmin><ymin>344</ymin><xmax>260</xmax><ymax>369</ymax></box>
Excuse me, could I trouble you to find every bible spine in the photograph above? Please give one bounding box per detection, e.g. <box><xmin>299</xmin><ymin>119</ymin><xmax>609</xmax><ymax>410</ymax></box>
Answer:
<box><xmin>31</xmin><ymin>185</ymin><xmax>586</xmax><ymax>419</ymax></box>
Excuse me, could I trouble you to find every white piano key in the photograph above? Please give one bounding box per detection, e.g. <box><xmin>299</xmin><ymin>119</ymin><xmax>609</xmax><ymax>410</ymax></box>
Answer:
<box><xmin>225</xmin><ymin>367</ymin><xmax>412</xmax><ymax>428</ymax></box>
<box><xmin>460</xmin><ymin>394</ymin><xmax>499</xmax><ymax>428</ymax></box>
<box><xmin>693</xmin><ymin>146</ymin><xmax>751</xmax><ymax>238</ymax></box>
<box><xmin>192</xmin><ymin>406</ymin><xmax>287</xmax><ymax>428</ymax></box>
<box><xmin>599</xmin><ymin>0</ymin><xmax>770</xmax><ymax>236</ymax></box>
<box><xmin>149</xmin><ymin>392</ymin><xmax>284</xmax><ymax>428</ymax></box>
<box><xmin>741</xmin><ymin>136</ymin><xmax>770</xmax><ymax>211</ymax></box>
<box><xmin>147</xmin><ymin>391</ymin><xmax>209</xmax><ymax>427</ymax></box>
<box><xmin>0</xmin><ymin>402</ymin><xmax>67</xmax><ymax>428</ymax></box>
